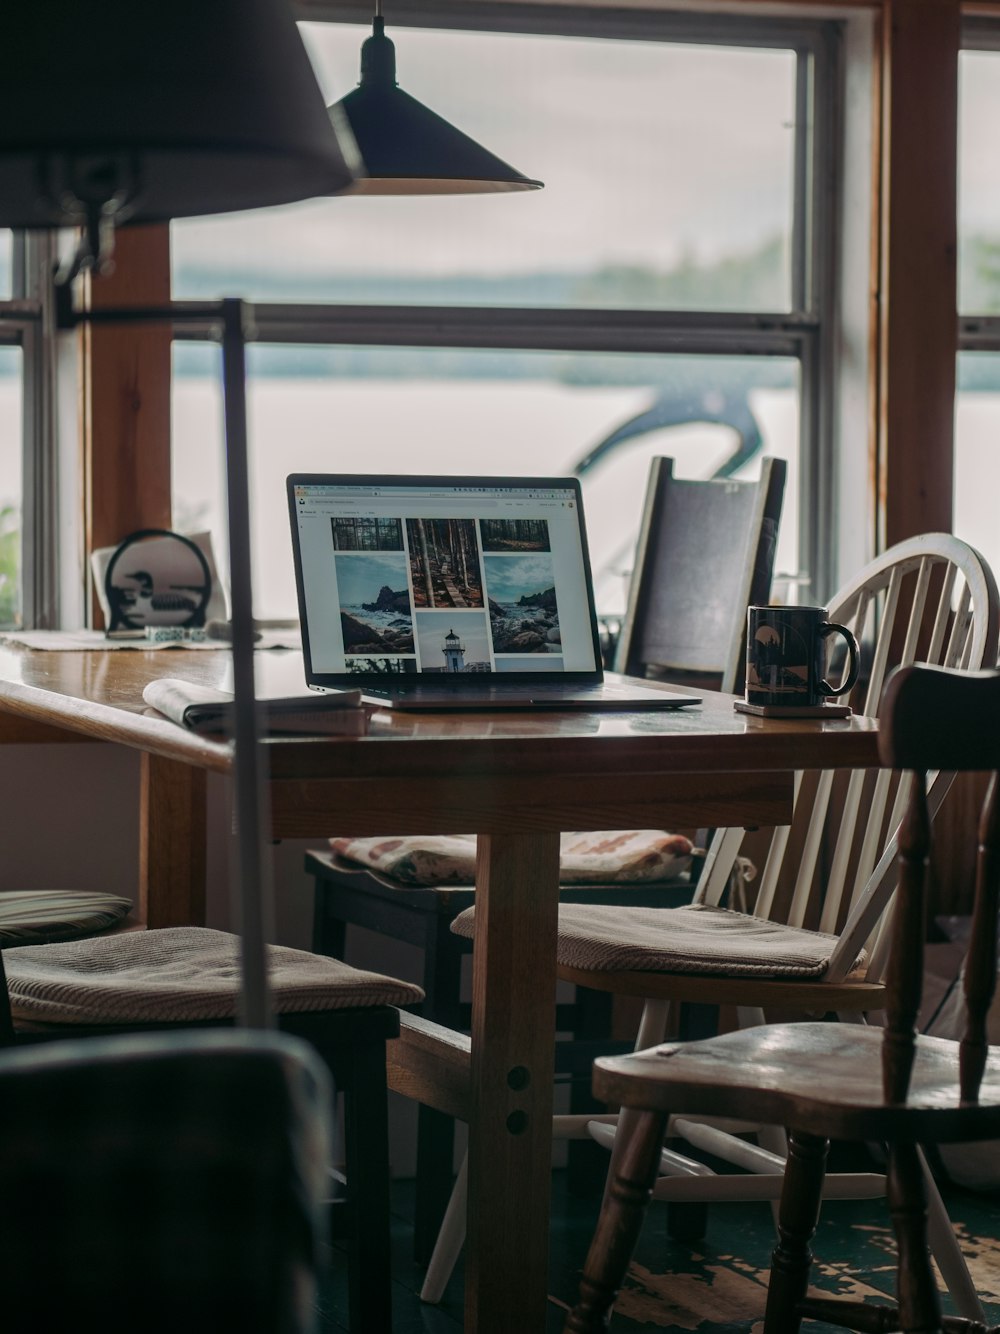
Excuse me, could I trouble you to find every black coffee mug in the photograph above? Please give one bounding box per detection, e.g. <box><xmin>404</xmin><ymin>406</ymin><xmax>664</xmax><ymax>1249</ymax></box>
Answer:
<box><xmin>745</xmin><ymin>605</ymin><xmax>860</xmax><ymax>708</ymax></box>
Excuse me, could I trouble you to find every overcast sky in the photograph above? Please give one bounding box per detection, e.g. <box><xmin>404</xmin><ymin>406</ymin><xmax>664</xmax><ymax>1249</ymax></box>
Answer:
<box><xmin>174</xmin><ymin>22</ymin><xmax>797</xmax><ymax>276</ymax></box>
<box><xmin>171</xmin><ymin>23</ymin><xmax>1000</xmax><ymax>280</ymax></box>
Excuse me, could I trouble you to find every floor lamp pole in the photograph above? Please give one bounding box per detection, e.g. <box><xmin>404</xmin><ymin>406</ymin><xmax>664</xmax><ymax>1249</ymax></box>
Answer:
<box><xmin>58</xmin><ymin>289</ymin><xmax>276</xmax><ymax>1029</ymax></box>
<box><xmin>219</xmin><ymin>297</ymin><xmax>275</xmax><ymax>1030</ymax></box>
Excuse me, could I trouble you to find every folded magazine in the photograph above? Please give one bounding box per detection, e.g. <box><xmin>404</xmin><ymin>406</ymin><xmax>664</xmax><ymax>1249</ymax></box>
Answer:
<box><xmin>143</xmin><ymin>678</ymin><xmax>366</xmax><ymax>736</ymax></box>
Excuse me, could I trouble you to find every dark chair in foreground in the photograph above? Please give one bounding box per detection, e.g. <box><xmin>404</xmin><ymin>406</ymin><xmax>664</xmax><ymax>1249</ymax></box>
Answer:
<box><xmin>0</xmin><ymin>927</ymin><xmax>423</xmax><ymax>1334</ymax></box>
<box><xmin>563</xmin><ymin>661</ymin><xmax>1000</xmax><ymax>1334</ymax></box>
<box><xmin>0</xmin><ymin>1030</ymin><xmax>331</xmax><ymax>1334</ymax></box>
<box><xmin>307</xmin><ymin>455</ymin><xmax>786</xmax><ymax>1259</ymax></box>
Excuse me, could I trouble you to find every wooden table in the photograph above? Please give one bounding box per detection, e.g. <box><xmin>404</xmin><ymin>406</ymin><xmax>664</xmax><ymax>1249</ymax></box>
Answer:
<box><xmin>0</xmin><ymin>644</ymin><xmax>880</xmax><ymax>1334</ymax></box>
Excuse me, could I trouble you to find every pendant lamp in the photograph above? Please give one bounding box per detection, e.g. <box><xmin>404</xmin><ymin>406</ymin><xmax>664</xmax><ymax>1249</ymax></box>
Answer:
<box><xmin>331</xmin><ymin>8</ymin><xmax>543</xmax><ymax>195</ymax></box>
<box><xmin>0</xmin><ymin>0</ymin><xmax>360</xmax><ymax>1027</ymax></box>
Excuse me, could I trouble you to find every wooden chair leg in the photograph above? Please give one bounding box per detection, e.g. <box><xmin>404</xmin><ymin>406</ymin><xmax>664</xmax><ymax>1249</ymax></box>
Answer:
<box><xmin>568</xmin><ymin>986</ymin><xmax>616</xmax><ymax>1193</ymax></box>
<box><xmin>666</xmin><ymin>1001</ymin><xmax>718</xmax><ymax>1244</ymax></box>
<box><xmin>342</xmin><ymin>1039</ymin><xmax>394</xmax><ymax>1334</ymax></box>
<box><xmin>414</xmin><ymin>1105</ymin><xmax>456</xmax><ymax>1265</ymax></box>
<box><xmin>889</xmin><ymin>1141</ymin><xmax>944</xmax><ymax>1334</ymax></box>
<box><xmin>413</xmin><ymin>918</ymin><xmax>465</xmax><ymax>1265</ymax></box>
<box><xmin>563</xmin><ymin>1108</ymin><xmax>669</xmax><ymax>1334</ymax></box>
<box><xmin>311</xmin><ymin>889</ymin><xmax>347</xmax><ymax>959</ymax></box>
<box><xmin>763</xmin><ymin>1130</ymin><xmax>829</xmax><ymax>1334</ymax></box>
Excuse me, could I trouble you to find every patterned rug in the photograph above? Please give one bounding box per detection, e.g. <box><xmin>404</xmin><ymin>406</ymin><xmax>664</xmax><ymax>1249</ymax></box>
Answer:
<box><xmin>548</xmin><ymin>1190</ymin><xmax>1000</xmax><ymax>1332</ymax></box>
<box><xmin>320</xmin><ymin>1172</ymin><xmax>1000</xmax><ymax>1332</ymax></box>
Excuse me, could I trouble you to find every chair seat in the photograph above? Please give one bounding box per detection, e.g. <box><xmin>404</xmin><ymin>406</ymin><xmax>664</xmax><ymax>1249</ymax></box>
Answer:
<box><xmin>3</xmin><ymin>926</ymin><xmax>425</xmax><ymax>1025</ymax></box>
<box><xmin>592</xmin><ymin>1023</ymin><xmax>1000</xmax><ymax>1143</ymax></box>
<box><xmin>329</xmin><ymin>830</ymin><xmax>694</xmax><ymax>887</ymax></box>
<box><xmin>452</xmin><ymin>901</ymin><xmax>859</xmax><ymax>979</ymax></box>
<box><xmin>0</xmin><ymin>889</ymin><xmax>133</xmax><ymax>945</ymax></box>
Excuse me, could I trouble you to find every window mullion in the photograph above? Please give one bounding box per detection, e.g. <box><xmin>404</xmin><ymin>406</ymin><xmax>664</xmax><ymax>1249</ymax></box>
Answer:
<box><xmin>231</xmin><ymin>303</ymin><xmax>815</xmax><ymax>358</ymax></box>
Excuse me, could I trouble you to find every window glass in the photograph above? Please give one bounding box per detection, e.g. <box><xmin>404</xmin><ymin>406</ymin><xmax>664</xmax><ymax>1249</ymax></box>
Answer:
<box><xmin>172</xmin><ymin>23</ymin><xmax>796</xmax><ymax>312</ymax></box>
<box><xmin>173</xmin><ymin>344</ymin><xmax>800</xmax><ymax>620</ymax></box>
<box><xmin>0</xmin><ymin>233</ymin><xmax>11</xmax><ymax>300</ymax></box>
<box><xmin>0</xmin><ymin>238</ymin><xmax>11</xmax><ymax>304</ymax></box>
<box><xmin>955</xmin><ymin>352</ymin><xmax>1000</xmax><ymax>577</ymax></box>
<box><xmin>0</xmin><ymin>347</ymin><xmax>22</xmax><ymax>626</ymax></box>
<box><xmin>959</xmin><ymin>49</ymin><xmax>1000</xmax><ymax>312</ymax></box>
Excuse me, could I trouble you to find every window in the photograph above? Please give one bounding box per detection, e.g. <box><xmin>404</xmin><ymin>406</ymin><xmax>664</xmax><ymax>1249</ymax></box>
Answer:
<box><xmin>0</xmin><ymin>347</ymin><xmax>22</xmax><ymax>626</ymax></box>
<box><xmin>957</xmin><ymin>25</ymin><xmax>1000</xmax><ymax>580</ymax></box>
<box><xmin>0</xmin><ymin>232</ymin><xmax>11</xmax><ymax>301</ymax></box>
<box><xmin>172</xmin><ymin>11</ymin><xmax>841</xmax><ymax>619</ymax></box>
<box><xmin>0</xmin><ymin>232</ymin><xmax>50</xmax><ymax>630</ymax></box>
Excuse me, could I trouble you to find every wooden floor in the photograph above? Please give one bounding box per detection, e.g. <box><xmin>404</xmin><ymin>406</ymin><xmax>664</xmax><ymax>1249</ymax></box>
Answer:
<box><xmin>320</xmin><ymin>1166</ymin><xmax>1000</xmax><ymax>1332</ymax></box>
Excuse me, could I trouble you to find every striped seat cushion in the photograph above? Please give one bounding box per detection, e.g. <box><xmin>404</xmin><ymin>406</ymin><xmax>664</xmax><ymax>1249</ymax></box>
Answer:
<box><xmin>0</xmin><ymin>890</ymin><xmax>133</xmax><ymax>945</ymax></box>
<box><xmin>3</xmin><ymin>926</ymin><xmax>425</xmax><ymax>1025</ymax></box>
<box><xmin>452</xmin><ymin>902</ymin><xmax>863</xmax><ymax>979</ymax></box>
<box><xmin>329</xmin><ymin>830</ymin><xmax>694</xmax><ymax>887</ymax></box>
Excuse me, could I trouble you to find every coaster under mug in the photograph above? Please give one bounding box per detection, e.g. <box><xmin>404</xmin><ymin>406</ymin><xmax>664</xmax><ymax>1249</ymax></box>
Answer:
<box><xmin>734</xmin><ymin>699</ymin><xmax>852</xmax><ymax>719</ymax></box>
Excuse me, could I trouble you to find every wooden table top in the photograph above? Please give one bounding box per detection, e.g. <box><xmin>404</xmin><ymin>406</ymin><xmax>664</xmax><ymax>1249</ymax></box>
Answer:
<box><xmin>0</xmin><ymin>643</ymin><xmax>880</xmax><ymax>784</ymax></box>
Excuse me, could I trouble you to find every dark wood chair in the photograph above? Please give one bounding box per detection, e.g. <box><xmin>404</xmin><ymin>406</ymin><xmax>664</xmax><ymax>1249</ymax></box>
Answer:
<box><xmin>306</xmin><ymin>455</ymin><xmax>786</xmax><ymax>1259</ymax></box>
<box><xmin>563</xmin><ymin>661</ymin><xmax>1000</xmax><ymax>1334</ymax></box>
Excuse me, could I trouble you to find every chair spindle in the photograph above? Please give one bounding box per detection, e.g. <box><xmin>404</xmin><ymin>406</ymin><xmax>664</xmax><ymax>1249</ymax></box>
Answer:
<box><xmin>961</xmin><ymin>772</ymin><xmax>1000</xmax><ymax>1103</ymax></box>
<box><xmin>883</xmin><ymin>769</ymin><xmax>930</xmax><ymax>1105</ymax></box>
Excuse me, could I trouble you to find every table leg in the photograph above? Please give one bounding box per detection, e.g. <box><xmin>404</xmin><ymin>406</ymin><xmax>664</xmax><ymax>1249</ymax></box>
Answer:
<box><xmin>466</xmin><ymin>831</ymin><xmax>561</xmax><ymax>1334</ymax></box>
<box><xmin>139</xmin><ymin>752</ymin><xmax>207</xmax><ymax>928</ymax></box>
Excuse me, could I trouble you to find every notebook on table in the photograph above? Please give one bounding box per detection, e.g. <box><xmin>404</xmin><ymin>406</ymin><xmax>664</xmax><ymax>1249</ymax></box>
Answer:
<box><xmin>287</xmin><ymin>474</ymin><xmax>701</xmax><ymax>712</ymax></box>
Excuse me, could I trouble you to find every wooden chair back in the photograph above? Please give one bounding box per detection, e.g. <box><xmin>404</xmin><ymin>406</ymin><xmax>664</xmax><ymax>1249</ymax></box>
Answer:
<box><xmin>695</xmin><ymin>534</ymin><xmax>1000</xmax><ymax>986</ymax></box>
<box><xmin>878</xmin><ymin>663</ymin><xmax>1000</xmax><ymax>1105</ymax></box>
<box><xmin>613</xmin><ymin>456</ymin><xmax>786</xmax><ymax>694</ymax></box>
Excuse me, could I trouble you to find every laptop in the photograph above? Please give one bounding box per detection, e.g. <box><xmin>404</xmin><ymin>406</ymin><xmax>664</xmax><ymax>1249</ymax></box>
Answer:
<box><xmin>287</xmin><ymin>474</ymin><xmax>701</xmax><ymax>711</ymax></box>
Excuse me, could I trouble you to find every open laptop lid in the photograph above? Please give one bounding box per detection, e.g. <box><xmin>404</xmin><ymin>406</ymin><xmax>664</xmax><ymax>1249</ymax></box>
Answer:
<box><xmin>288</xmin><ymin>474</ymin><xmax>605</xmax><ymax>693</ymax></box>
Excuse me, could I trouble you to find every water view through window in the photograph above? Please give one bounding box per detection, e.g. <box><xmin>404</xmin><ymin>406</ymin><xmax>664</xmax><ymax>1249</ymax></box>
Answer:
<box><xmin>172</xmin><ymin>345</ymin><xmax>800</xmax><ymax>621</ymax></box>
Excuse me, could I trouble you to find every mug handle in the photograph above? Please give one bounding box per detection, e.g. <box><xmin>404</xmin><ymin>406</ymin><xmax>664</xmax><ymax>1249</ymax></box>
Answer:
<box><xmin>817</xmin><ymin>622</ymin><xmax>860</xmax><ymax>697</ymax></box>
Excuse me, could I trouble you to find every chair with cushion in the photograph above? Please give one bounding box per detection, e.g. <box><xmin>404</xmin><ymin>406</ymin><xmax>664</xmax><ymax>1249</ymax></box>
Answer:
<box><xmin>446</xmin><ymin>533</ymin><xmax>1000</xmax><ymax>1314</ymax></box>
<box><xmin>307</xmin><ymin>455</ymin><xmax>786</xmax><ymax>1257</ymax></box>
<box><xmin>563</xmin><ymin>660</ymin><xmax>1000</xmax><ymax>1334</ymax></box>
<box><xmin>0</xmin><ymin>924</ymin><xmax>423</xmax><ymax>1334</ymax></box>
<box><xmin>0</xmin><ymin>1028</ymin><xmax>332</xmax><ymax>1334</ymax></box>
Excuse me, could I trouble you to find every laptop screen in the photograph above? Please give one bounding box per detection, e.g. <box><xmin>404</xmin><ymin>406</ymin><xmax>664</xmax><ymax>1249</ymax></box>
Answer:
<box><xmin>288</xmin><ymin>475</ymin><xmax>603</xmax><ymax>687</ymax></box>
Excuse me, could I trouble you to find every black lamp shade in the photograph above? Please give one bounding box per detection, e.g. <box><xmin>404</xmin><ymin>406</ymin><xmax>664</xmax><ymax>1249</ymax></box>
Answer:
<box><xmin>332</xmin><ymin>20</ymin><xmax>542</xmax><ymax>195</ymax></box>
<box><xmin>0</xmin><ymin>0</ymin><xmax>359</xmax><ymax>228</ymax></box>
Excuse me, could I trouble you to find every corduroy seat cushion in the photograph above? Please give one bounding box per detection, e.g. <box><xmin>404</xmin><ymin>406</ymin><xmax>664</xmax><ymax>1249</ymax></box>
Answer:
<box><xmin>0</xmin><ymin>890</ymin><xmax>133</xmax><ymax>945</ymax></box>
<box><xmin>329</xmin><ymin>830</ymin><xmax>694</xmax><ymax>887</ymax></box>
<box><xmin>452</xmin><ymin>902</ymin><xmax>863</xmax><ymax>979</ymax></box>
<box><xmin>3</xmin><ymin>926</ymin><xmax>425</xmax><ymax>1025</ymax></box>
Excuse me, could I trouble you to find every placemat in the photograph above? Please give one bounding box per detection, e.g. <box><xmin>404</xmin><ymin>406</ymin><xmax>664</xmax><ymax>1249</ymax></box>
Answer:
<box><xmin>0</xmin><ymin>629</ymin><xmax>300</xmax><ymax>652</ymax></box>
